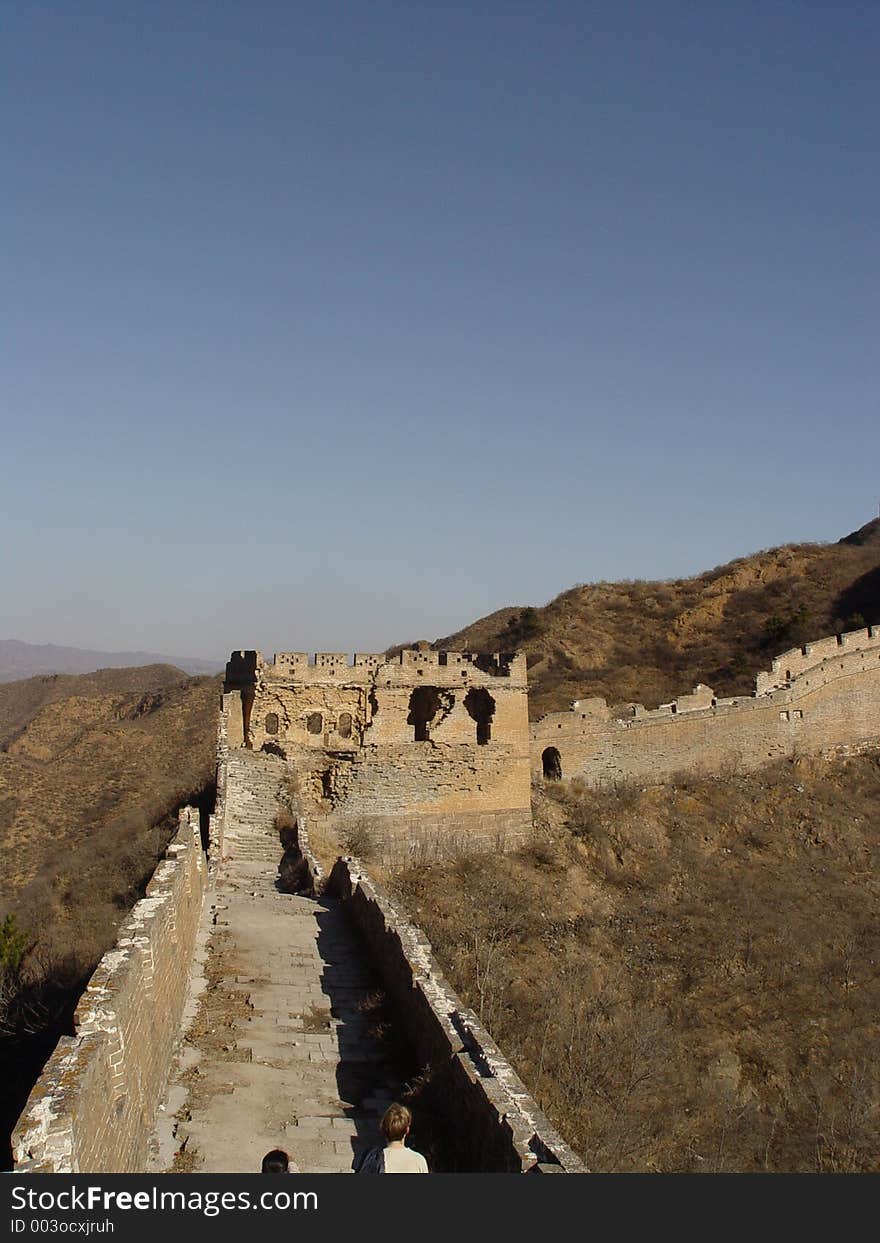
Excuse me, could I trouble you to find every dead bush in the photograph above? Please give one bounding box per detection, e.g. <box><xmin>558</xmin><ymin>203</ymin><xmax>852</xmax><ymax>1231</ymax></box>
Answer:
<box><xmin>341</xmin><ymin>821</ymin><xmax>377</xmax><ymax>861</ymax></box>
<box><xmin>274</xmin><ymin>808</ymin><xmax>295</xmax><ymax>834</ymax></box>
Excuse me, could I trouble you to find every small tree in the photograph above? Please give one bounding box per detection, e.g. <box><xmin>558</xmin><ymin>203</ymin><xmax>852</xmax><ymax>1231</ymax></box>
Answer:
<box><xmin>0</xmin><ymin>914</ymin><xmax>31</xmax><ymax>1036</ymax></box>
<box><xmin>0</xmin><ymin>914</ymin><xmax>29</xmax><ymax>978</ymax></box>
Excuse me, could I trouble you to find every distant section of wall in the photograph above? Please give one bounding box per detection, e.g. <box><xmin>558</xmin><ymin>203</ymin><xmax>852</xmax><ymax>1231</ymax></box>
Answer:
<box><xmin>12</xmin><ymin>810</ymin><xmax>206</xmax><ymax>1173</ymax></box>
<box><xmin>323</xmin><ymin>853</ymin><xmax>585</xmax><ymax>1173</ymax></box>
<box><xmin>533</xmin><ymin>627</ymin><xmax>880</xmax><ymax>787</ymax></box>
<box><xmin>754</xmin><ymin>627</ymin><xmax>880</xmax><ymax>693</ymax></box>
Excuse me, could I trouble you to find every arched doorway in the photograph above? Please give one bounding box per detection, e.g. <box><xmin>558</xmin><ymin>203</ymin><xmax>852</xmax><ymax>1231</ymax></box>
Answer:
<box><xmin>542</xmin><ymin>746</ymin><xmax>562</xmax><ymax>781</ymax></box>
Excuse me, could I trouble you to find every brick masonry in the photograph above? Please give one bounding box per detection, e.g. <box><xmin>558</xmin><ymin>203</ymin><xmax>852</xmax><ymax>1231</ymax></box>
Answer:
<box><xmin>223</xmin><ymin>648</ymin><xmax>533</xmax><ymax>863</ymax></box>
<box><xmin>12</xmin><ymin>809</ymin><xmax>206</xmax><ymax>1173</ymax></box>
<box><xmin>533</xmin><ymin>625</ymin><xmax>880</xmax><ymax>786</ymax></box>
<box><xmin>316</xmin><ymin>848</ymin><xmax>585</xmax><ymax>1172</ymax></box>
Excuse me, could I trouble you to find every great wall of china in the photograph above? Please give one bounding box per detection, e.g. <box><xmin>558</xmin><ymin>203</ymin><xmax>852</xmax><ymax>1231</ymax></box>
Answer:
<box><xmin>533</xmin><ymin>625</ymin><xmax>880</xmax><ymax>787</ymax></box>
<box><xmin>11</xmin><ymin>625</ymin><xmax>880</xmax><ymax>1171</ymax></box>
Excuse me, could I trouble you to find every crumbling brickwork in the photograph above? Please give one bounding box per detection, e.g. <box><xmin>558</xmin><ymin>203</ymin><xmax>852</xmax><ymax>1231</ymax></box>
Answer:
<box><xmin>12</xmin><ymin>810</ymin><xmax>206</xmax><ymax>1173</ymax></box>
<box><xmin>224</xmin><ymin>630</ymin><xmax>880</xmax><ymax>847</ymax></box>
<box><xmin>533</xmin><ymin>625</ymin><xmax>880</xmax><ymax>786</ymax></box>
<box><xmin>223</xmin><ymin>648</ymin><xmax>533</xmax><ymax>861</ymax></box>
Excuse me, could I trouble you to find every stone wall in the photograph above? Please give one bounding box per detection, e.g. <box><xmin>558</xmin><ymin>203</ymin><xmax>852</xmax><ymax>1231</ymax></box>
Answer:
<box><xmin>319</xmin><ymin>852</ymin><xmax>585</xmax><ymax>1173</ymax></box>
<box><xmin>223</xmin><ymin>649</ymin><xmax>533</xmax><ymax>863</ymax></box>
<box><xmin>208</xmin><ymin>692</ymin><xmax>237</xmax><ymax>872</ymax></box>
<box><xmin>12</xmin><ymin>809</ymin><xmax>206</xmax><ymax>1173</ymax></box>
<box><xmin>533</xmin><ymin>626</ymin><xmax>880</xmax><ymax>787</ymax></box>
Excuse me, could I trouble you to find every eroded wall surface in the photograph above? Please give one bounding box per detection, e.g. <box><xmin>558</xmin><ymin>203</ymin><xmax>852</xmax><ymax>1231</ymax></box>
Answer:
<box><xmin>224</xmin><ymin>649</ymin><xmax>533</xmax><ymax>861</ymax></box>
<box><xmin>12</xmin><ymin>810</ymin><xmax>206</xmax><ymax>1173</ymax></box>
<box><xmin>533</xmin><ymin>626</ymin><xmax>880</xmax><ymax>786</ymax></box>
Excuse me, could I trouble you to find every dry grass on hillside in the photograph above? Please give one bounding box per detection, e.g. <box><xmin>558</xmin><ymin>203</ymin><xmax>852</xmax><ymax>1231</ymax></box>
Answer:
<box><xmin>392</xmin><ymin>751</ymin><xmax>880</xmax><ymax>1172</ymax></box>
<box><xmin>435</xmin><ymin>519</ymin><xmax>880</xmax><ymax>717</ymax></box>
<box><xmin>0</xmin><ymin>666</ymin><xmax>220</xmax><ymax>1166</ymax></box>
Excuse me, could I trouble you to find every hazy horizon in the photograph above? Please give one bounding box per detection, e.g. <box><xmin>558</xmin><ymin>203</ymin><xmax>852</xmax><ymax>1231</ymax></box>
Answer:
<box><xmin>2</xmin><ymin>508</ymin><xmax>874</xmax><ymax>664</ymax></box>
<box><xmin>3</xmin><ymin>4</ymin><xmax>878</xmax><ymax>661</ymax></box>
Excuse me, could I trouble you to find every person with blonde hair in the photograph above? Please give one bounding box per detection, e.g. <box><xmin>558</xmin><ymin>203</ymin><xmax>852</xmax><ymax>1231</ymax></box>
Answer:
<box><xmin>379</xmin><ymin>1102</ymin><xmax>428</xmax><ymax>1173</ymax></box>
<box><xmin>354</xmin><ymin>1102</ymin><xmax>428</xmax><ymax>1173</ymax></box>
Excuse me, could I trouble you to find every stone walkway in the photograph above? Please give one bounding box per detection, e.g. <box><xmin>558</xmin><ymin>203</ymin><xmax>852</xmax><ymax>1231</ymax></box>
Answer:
<box><xmin>149</xmin><ymin>753</ymin><xmax>405</xmax><ymax>1174</ymax></box>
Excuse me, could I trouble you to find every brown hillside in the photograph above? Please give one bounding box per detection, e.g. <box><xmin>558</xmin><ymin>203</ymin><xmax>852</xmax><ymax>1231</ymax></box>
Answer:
<box><xmin>0</xmin><ymin>664</ymin><xmax>188</xmax><ymax>751</ymax></box>
<box><xmin>392</xmin><ymin>749</ymin><xmax>880</xmax><ymax>1172</ymax></box>
<box><xmin>0</xmin><ymin>667</ymin><xmax>219</xmax><ymax>899</ymax></box>
<box><xmin>434</xmin><ymin>519</ymin><xmax>880</xmax><ymax>719</ymax></box>
<box><xmin>0</xmin><ymin>666</ymin><xmax>220</xmax><ymax>1165</ymax></box>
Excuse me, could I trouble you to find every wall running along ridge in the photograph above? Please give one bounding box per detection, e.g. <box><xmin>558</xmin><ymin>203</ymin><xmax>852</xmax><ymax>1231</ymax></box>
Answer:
<box><xmin>532</xmin><ymin>626</ymin><xmax>880</xmax><ymax>786</ymax></box>
<box><xmin>12</xmin><ymin>809</ymin><xmax>206</xmax><ymax>1173</ymax></box>
<box><xmin>11</xmin><ymin>627</ymin><xmax>880</xmax><ymax>1172</ymax></box>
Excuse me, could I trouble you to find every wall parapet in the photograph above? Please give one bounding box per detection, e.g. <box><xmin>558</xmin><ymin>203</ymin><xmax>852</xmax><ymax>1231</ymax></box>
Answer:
<box><xmin>532</xmin><ymin>624</ymin><xmax>880</xmax><ymax>788</ymax></box>
<box><xmin>319</xmin><ymin>851</ymin><xmax>585</xmax><ymax>1173</ymax></box>
<box><xmin>12</xmin><ymin>809</ymin><xmax>207</xmax><ymax>1173</ymax></box>
<box><xmin>754</xmin><ymin>625</ymin><xmax>880</xmax><ymax>694</ymax></box>
<box><xmin>209</xmin><ymin>693</ymin><xmax>232</xmax><ymax>874</ymax></box>
<box><xmin>292</xmin><ymin>814</ymin><xmax>325</xmax><ymax>896</ymax></box>
<box><xmin>228</xmin><ymin>648</ymin><xmax>528</xmax><ymax>687</ymax></box>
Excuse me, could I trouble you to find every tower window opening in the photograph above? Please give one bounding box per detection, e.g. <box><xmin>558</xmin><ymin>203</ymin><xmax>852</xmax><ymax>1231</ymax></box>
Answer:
<box><xmin>408</xmin><ymin>686</ymin><xmax>442</xmax><ymax>741</ymax></box>
<box><xmin>464</xmin><ymin>686</ymin><xmax>495</xmax><ymax>745</ymax></box>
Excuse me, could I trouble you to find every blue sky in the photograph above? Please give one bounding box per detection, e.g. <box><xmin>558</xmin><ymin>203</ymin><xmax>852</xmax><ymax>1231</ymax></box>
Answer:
<box><xmin>1</xmin><ymin>2</ymin><xmax>878</xmax><ymax>659</ymax></box>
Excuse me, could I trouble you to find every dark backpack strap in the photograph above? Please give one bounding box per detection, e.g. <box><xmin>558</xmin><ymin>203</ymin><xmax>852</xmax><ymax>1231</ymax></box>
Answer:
<box><xmin>354</xmin><ymin>1145</ymin><xmax>384</xmax><ymax>1174</ymax></box>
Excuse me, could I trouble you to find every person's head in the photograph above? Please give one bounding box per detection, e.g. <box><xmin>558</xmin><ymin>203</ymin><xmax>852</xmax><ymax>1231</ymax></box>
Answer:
<box><xmin>380</xmin><ymin>1103</ymin><xmax>412</xmax><ymax>1144</ymax></box>
<box><xmin>261</xmin><ymin>1149</ymin><xmax>290</xmax><ymax>1173</ymax></box>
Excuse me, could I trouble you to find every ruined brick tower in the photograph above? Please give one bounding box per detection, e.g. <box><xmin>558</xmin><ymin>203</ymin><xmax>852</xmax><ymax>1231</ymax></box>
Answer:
<box><xmin>223</xmin><ymin>647</ymin><xmax>533</xmax><ymax>862</ymax></box>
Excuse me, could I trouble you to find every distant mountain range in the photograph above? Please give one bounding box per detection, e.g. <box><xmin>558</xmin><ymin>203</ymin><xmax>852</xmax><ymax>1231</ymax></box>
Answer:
<box><xmin>0</xmin><ymin>639</ymin><xmax>224</xmax><ymax>683</ymax></box>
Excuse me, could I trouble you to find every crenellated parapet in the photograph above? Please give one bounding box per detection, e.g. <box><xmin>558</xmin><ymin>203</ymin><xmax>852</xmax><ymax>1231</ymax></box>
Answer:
<box><xmin>532</xmin><ymin>626</ymin><xmax>880</xmax><ymax>787</ymax></box>
<box><xmin>754</xmin><ymin>625</ymin><xmax>880</xmax><ymax>694</ymax></box>
<box><xmin>252</xmin><ymin>648</ymin><xmax>527</xmax><ymax>685</ymax></box>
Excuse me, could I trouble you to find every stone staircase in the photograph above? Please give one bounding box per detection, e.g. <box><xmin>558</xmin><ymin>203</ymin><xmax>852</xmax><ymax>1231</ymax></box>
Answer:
<box><xmin>220</xmin><ymin>749</ymin><xmax>288</xmax><ymax>869</ymax></box>
<box><xmin>151</xmin><ymin>750</ymin><xmax>406</xmax><ymax>1174</ymax></box>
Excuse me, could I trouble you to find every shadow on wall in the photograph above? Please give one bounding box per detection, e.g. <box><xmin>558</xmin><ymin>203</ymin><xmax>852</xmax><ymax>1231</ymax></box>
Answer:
<box><xmin>272</xmin><ymin>820</ymin><xmax>450</xmax><ymax>1169</ymax></box>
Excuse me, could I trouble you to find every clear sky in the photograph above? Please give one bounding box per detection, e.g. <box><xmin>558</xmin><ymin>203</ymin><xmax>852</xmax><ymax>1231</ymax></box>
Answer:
<box><xmin>2</xmin><ymin>2</ymin><xmax>878</xmax><ymax>660</ymax></box>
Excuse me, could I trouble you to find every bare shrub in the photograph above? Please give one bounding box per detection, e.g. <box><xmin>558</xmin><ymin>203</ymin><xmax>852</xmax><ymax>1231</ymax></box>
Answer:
<box><xmin>341</xmin><ymin>821</ymin><xmax>377</xmax><ymax>861</ymax></box>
